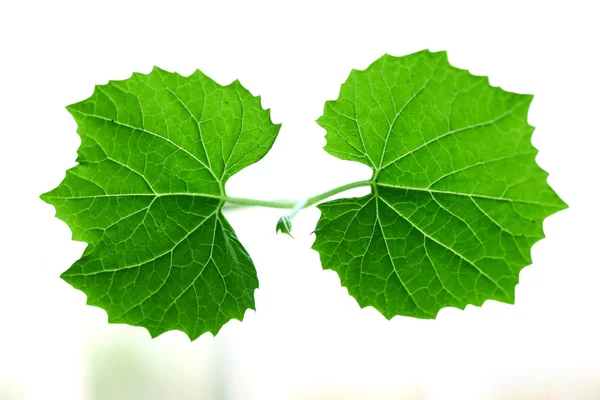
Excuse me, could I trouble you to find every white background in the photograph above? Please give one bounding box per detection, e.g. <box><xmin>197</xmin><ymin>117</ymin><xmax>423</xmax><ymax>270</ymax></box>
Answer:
<box><xmin>1</xmin><ymin>1</ymin><xmax>599</xmax><ymax>399</ymax></box>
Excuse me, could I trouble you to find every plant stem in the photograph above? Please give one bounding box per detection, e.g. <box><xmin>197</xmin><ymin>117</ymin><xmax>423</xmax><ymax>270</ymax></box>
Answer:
<box><xmin>303</xmin><ymin>180</ymin><xmax>372</xmax><ymax>207</ymax></box>
<box><xmin>224</xmin><ymin>180</ymin><xmax>372</xmax><ymax>210</ymax></box>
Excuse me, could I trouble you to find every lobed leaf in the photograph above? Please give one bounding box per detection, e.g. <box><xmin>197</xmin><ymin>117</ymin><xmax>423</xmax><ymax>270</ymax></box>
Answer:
<box><xmin>41</xmin><ymin>68</ymin><xmax>280</xmax><ymax>339</ymax></box>
<box><xmin>314</xmin><ymin>50</ymin><xmax>566</xmax><ymax>319</ymax></box>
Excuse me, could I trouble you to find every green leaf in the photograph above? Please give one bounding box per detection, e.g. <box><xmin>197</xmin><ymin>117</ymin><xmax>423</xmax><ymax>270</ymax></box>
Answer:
<box><xmin>41</xmin><ymin>68</ymin><xmax>281</xmax><ymax>339</ymax></box>
<box><xmin>313</xmin><ymin>50</ymin><xmax>566</xmax><ymax>319</ymax></box>
<box><xmin>276</xmin><ymin>216</ymin><xmax>293</xmax><ymax>237</ymax></box>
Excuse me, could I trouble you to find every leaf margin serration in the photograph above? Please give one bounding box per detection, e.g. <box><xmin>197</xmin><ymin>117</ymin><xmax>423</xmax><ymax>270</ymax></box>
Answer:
<box><xmin>312</xmin><ymin>49</ymin><xmax>567</xmax><ymax>320</ymax></box>
<box><xmin>41</xmin><ymin>66</ymin><xmax>281</xmax><ymax>340</ymax></box>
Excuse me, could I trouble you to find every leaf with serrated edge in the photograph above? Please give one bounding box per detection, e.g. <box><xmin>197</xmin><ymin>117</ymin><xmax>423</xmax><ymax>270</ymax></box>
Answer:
<box><xmin>41</xmin><ymin>67</ymin><xmax>281</xmax><ymax>339</ymax></box>
<box><xmin>313</xmin><ymin>50</ymin><xmax>566</xmax><ymax>319</ymax></box>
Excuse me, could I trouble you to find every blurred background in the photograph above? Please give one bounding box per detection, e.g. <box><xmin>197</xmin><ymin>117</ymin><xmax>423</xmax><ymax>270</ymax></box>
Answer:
<box><xmin>1</xmin><ymin>1</ymin><xmax>599</xmax><ymax>399</ymax></box>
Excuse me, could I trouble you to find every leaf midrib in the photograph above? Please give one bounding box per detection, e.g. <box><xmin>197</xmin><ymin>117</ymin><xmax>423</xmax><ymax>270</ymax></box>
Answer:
<box><xmin>69</xmin><ymin>109</ymin><xmax>224</xmax><ymax>192</ymax></box>
<box><xmin>373</xmin><ymin>181</ymin><xmax>562</xmax><ymax>208</ymax></box>
<box><xmin>43</xmin><ymin>192</ymin><xmax>225</xmax><ymax>201</ymax></box>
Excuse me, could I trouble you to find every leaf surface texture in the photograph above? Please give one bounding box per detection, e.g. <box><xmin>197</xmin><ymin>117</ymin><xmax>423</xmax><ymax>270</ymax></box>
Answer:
<box><xmin>314</xmin><ymin>50</ymin><xmax>566</xmax><ymax>318</ymax></box>
<box><xmin>42</xmin><ymin>68</ymin><xmax>280</xmax><ymax>338</ymax></box>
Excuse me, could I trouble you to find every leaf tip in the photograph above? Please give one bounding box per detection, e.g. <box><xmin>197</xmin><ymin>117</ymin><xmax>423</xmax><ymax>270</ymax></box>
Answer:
<box><xmin>190</xmin><ymin>68</ymin><xmax>206</xmax><ymax>77</ymax></box>
<box><xmin>150</xmin><ymin>65</ymin><xmax>168</xmax><ymax>76</ymax></box>
<box><xmin>65</xmin><ymin>102</ymin><xmax>80</xmax><ymax>115</ymax></box>
<box><xmin>557</xmin><ymin>196</ymin><xmax>569</xmax><ymax>211</ymax></box>
<box><xmin>59</xmin><ymin>269</ymin><xmax>74</xmax><ymax>285</ymax></box>
<box><xmin>39</xmin><ymin>190</ymin><xmax>51</xmax><ymax>204</ymax></box>
<box><xmin>315</xmin><ymin>114</ymin><xmax>326</xmax><ymax>128</ymax></box>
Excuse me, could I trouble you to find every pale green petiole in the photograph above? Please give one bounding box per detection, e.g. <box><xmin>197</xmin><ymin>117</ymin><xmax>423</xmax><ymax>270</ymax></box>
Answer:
<box><xmin>225</xmin><ymin>180</ymin><xmax>373</xmax><ymax>236</ymax></box>
<box><xmin>225</xmin><ymin>180</ymin><xmax>372</xmax><ymax>210</ymax></box>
